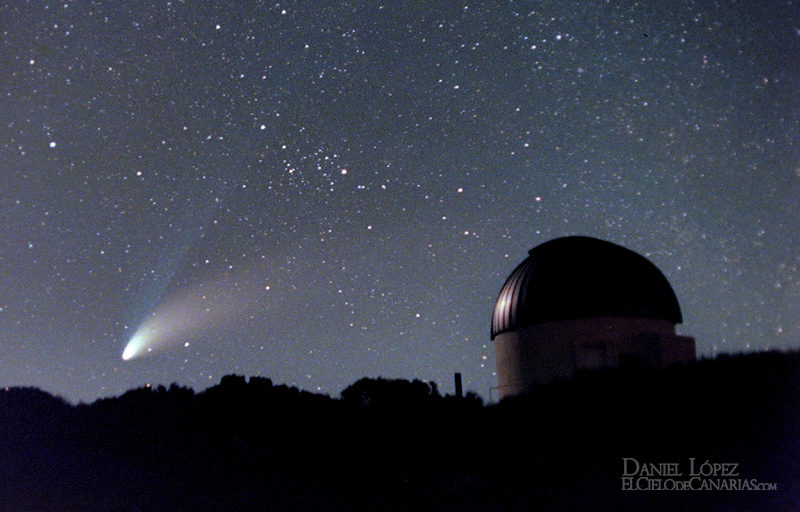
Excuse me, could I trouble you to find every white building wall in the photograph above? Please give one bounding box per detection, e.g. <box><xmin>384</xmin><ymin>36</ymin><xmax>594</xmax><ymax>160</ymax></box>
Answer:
<box><xmin>494</xmin><ymin>317</ymin><xmax>693</xmax><ymax>399</ymax></box>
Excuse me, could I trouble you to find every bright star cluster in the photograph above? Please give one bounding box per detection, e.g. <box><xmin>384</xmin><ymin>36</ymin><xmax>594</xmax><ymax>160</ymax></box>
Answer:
<box><xmin>2</xmin><ymin>1</ymin><xmax>799</xmax><ymax>402</ymax></box>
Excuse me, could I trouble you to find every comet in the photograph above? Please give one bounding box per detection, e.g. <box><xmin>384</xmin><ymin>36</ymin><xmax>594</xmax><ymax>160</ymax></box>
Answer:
<box><xmin>121</xmin><ymin>266</ymin><xmax>274</xmax><ymax>361</ymax></box>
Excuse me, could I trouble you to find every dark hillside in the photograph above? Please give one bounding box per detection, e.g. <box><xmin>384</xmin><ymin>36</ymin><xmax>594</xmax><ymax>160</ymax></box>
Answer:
<box><xmin>2</xmin><ymin>351</ymin><xmax>798</xmax><ymax>511</ymax></box>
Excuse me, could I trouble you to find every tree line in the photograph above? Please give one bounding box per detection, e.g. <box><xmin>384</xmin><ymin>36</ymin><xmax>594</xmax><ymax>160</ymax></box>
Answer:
<box><xmin>2</xmin><ymin>350</ymin><xmax>799</xmax><ymax>511</ymax></box>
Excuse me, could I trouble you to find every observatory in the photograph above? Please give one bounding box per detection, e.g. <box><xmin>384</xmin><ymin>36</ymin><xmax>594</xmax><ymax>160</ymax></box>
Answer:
<box><xmin>491</xmin><ymin>236</ymin><xmax>695</xmax><ymax>399</ymax></box>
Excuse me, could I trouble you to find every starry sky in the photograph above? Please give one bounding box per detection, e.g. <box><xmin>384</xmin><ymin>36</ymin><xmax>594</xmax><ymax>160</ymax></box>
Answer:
<box><xmin>2</xmin><ymin>0</ymin><xmax>799</xmax><ymax>403</ymax></box>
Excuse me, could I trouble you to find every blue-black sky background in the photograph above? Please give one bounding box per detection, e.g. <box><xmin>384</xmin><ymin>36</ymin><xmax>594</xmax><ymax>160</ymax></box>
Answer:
<box><xmin>2</xmin><ymin>0</ymin><xmax>799</xmax><ymax>402</ymax></box>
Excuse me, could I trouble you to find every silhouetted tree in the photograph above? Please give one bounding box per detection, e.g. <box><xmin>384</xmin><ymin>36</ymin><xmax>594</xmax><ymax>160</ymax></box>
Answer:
<box><xmin>340</xmin><ymin>377</ymin><xmax>441</xmax><ymax>408</ymax></box>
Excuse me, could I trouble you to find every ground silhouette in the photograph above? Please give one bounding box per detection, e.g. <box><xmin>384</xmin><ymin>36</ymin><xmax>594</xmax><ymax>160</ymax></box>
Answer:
<box><xmin>2</xmin><ymin>351</ymin><xmax>798</xmax><ymax>511</ymax></box>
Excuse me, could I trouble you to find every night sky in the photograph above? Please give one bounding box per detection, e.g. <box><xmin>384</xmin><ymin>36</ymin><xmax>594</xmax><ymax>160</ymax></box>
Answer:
<box><xmin>3</xmin><ymin>0</ymin><xmax>799</xmax><ymax>403</ymax></box>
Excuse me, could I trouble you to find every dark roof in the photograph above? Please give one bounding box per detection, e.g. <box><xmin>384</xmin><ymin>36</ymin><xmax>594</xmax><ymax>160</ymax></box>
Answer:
<box><xmin>491</xmin><ymin>236</ymin><xmax>683</xmax><ymax>339</ymax></box>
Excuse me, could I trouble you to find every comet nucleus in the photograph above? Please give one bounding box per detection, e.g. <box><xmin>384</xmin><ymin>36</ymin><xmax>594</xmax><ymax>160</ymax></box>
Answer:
<box><xmin>121</xmin><ymin>333</ymin><xmax>145</xmax><ymax>360</ymax></box>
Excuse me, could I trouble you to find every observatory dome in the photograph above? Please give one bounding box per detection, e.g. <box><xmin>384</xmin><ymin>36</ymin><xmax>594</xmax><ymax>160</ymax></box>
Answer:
<box><xmin>491</xmin><ymin>236</ymin><xmax>682</xmax><ymax>339</ymax></box>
